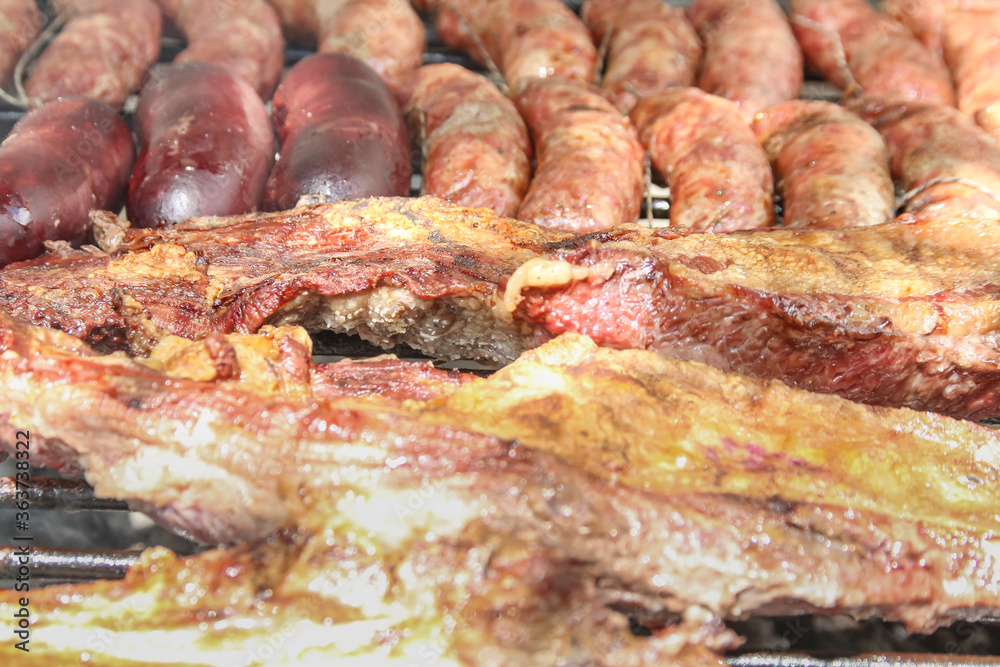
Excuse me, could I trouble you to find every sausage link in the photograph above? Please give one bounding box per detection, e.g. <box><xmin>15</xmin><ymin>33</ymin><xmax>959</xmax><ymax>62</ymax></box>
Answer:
<box><xmin>790</xmin><ymin>0</ymin><xmax>954</xmax><ymax>105</ymax></box>
<box><xmin>753</xmin><ymin>100</ymin><xmax>893</xmax><ymax>229</ymax></box>
<box><xmin>263</xmin><ymin>53</ymin><xmax>411</xmax><ymax>212</ymax></box>
<box><xmin>631</xmin><ymin>87</ymin><xmax>774</xmax><ymax>232</ymax></box>
<box><xmin>155</xmin><ymin>0</ymin><xmax>285</xmax><ymax>98</ymax></box>
<box><xmin>0</xmin><ymin>0</ymin><xmax>41</xmax><ymax>83</ymax></box>
<box><xmin>515</xmin><ymin>77</ymin><xmax>644</xmax><ymax>232</ymax></box>
<box><xmin>403</xmin><ymin>63</ymin><xmax>531</xmax><ymax>217</ymax></box>
<box><xmin>427</xmin><ymin>0</ymin><xmax>597</xmax><ymax>95</ymax></box>
<box><xmin>881</xmin><ymin>0</ymin><xmax>1000</xmax><ymax>59</ymax></box>
<box><xmin>849</xmin><ymin>95</ymin><xmax>1000</xmax><ymax>222</ymax></box>
<box><xmin>0</xmin><ymin>98</ymin><xmax>134</xmax><ymax>267</ymax></box>
<box><xmin>270</xmin><ymin>0</ymin><xmax>424</xmax><ymax>95</ymax></box>
<box><xmin>582</xmin><ymin>0</ymin><xmax>701</xmax><ymax>114</ymax></box>
<box><xmin>25</xmin><ymin>0</ymin><xmax>161</xmax><ymax>110</ymax></box>
<box><xmin>942</xmin><ymin>9</ymin><xmax>1000</xmax><ymax>143</ymax></box>
<box><xmin>127</xmin><ymin>62</ymin><xmax>275</xmax><ymax>227</ymax></box>
<box><xmin>688</xmin><ymin>0</ymin><xmax>803</xmax><ymax>123</ymax></box>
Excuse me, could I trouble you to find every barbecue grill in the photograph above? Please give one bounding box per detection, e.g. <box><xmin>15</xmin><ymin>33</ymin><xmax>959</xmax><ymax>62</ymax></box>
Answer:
<box><xmin>1</xmin><ymin>1</ymin><xmax>999</xmax><ymax>665</ymax></box>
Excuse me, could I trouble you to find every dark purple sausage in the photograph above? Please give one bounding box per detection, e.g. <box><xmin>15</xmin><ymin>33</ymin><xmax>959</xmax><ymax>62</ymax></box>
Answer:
<box><xmin>127</xmin><ymin>62</ymin><xmax>275</xmax><ymax>228</ymax></box>
<box><xmin>263</xmin><ymin>53</ymin><xmax>411</xmax><ymax>211</ymax></box>
<box><xmin>0</xmin><ymin>98</ymin><xmax>134</xmax><ymax>267</ymax></box>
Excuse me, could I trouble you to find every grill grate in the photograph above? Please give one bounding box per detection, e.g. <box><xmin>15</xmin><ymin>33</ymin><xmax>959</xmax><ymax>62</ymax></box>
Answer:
<box><xmin>0</xmin><ymin>1</ymin><xmax>998</xmax><ymax>664</ymax></box>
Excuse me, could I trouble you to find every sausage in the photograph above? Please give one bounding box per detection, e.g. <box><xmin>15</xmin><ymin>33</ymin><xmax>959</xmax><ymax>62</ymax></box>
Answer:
<box><xmin>514</xmin><ymin>77</ymin><xmax>644</xmax><ymax>232</ymax></box>
<box><xmin>631</xmin><ymin>88</ymin><xmax>774</xmax><ymax>232</ymax></box>
<box><xmin>848</xmin><ymin>95</ymin><xmax>1000</xmax><ymax>222</ymax></box>
<box><xmin>269</xmin><ymin>0</ymin><xmax>424</xmax><ymax>95</ymax></box>
<box><xmin>154</xmin><ymin>0</ymin><xmax>284</xmax><ymax>98</ymax></box>
<box><xmin>0</xmin><ymin>0</ymin><xmax>41</xmax><ymax>84</ymax></box>
<box><xmin>942</xmin><ymin>9</ymin><xmax>1000</xmax><ymax>143</ymax></box>
<box><xmin>127</xmin><ymin>62</ymin><xmax>275</xmax><ymax>228</ymax></box>
<box><xmin>25</xmin><ymin>0</ymin><xmax>161</xmax><ymax>110</ymax></box>
<box><xmin>402</xmin><ymin>63</ymin><xmax>531</xmax><ymax>218</ymax></box>
<box><xmin>881</xmin><ymin>0</ymin><xmax>1000</xmax><ymax>59</ymax></box>
<box><xmin>789</xmin><ymin>0</ymin><xmax>954</xmax><ymax>105</ymax></box>
<box><xmin>426</xmin><ymin>0</ymin><xmax>597</xmax><ymax>95</ymax></box>
<box><xmin>0</xmin><ymin>98</ymin><xmax>134</xmax><ymax>267</ymax></box>
<box><xmin>581</xmin><ymin>0</ymin><xmax>701</xmax><ymax>114</ymax></box>
<box><xmin>688</xmin><ymin>0</ymin><xmax>803</xmax><ymax>123</ymax></box>
<box><xmin>263</xmin><ymin>53</ymin><xmax>411</xmax><ymax>212</ymax></box>
<box><xmin>753</xmin><ymin>101</ymin><xmax>893</xmax><ymax>229</ymax></box>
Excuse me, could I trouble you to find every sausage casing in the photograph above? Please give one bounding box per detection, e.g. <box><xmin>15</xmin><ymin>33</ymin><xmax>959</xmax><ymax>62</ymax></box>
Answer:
<box><xmin>632</xmin><ymin>87</ymin><xmax>774</xmax><ymax>232</ymax></box>
<box><xmin>0</xmin><ymin>98</ymin><xmax>134</xmax><ymax>266</ymax></box>
<box><xmin>263</xmin><ymin>53</ymin><xmax>411</xmax><ymax>212</ymax></box>
<box><xmin>127</xmin><ymin>62</ymin><xmax>275</xmax><ymax>227</ymax></box>
<box><xmin>582</xmin><ymin>0</ymin><xmax>701</xmax><ymax>114</ymax></box>
<box><xmin>688</xmin><ymin>0</ymin><xmax>803</xmax><ymax>123</ymax></box>
<box><xmin>403</xmin><ymin>63</ymin><xmax>531</xmax><ymax>217</ymax></box>
<box><xmin>754</xmin><ymin>100</ymin><xmax>893</xmax><ymax>229</ymax></box>
<box><xmin>26</xmin><ymin>0</ymin><xmax>161</xmax><ymax>110</ymax></box>
<box><xmin>155</xmin><ymin>0</ymin><xmax>285</xmax><ymax>98</ymax></box>
<box><xmin>849</xmin><ymin>96</ymin><xmax>1000</xmax><ymax>222</ymax></box>
<box><xmin>790</xmin><ymin>0</ymin><xmax>954</xmax><ymax>105</ymax></box>
<box><xmin>515</xmin><ymin>78</ymin><xmax>644</xmax><ymax>232</ymax></box>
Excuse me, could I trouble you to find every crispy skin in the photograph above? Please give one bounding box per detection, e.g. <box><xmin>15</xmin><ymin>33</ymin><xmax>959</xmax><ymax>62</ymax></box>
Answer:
<box><xmin>7</xmin><ymin>197</ymin><xmax>1000</xmax><ymax>417</ymax></box>
<box><xmin>514</xmin><ymin>78</ymin><xmax>645</xmax><ymax>232</ymax></box>
<box><xmin>753</xmin><ymin>100</ymin><xmax>894</xmax><ymax>229</ymax></box>
<box><xmin>581</xmin><ymin>0</ymin><xmax>701</xmax><ymax>114</ymax></box>
<box><xmin>849</xmin><ymin>96</ymin><xmax>1000</xmax><ymax>222</ymax></box>
<box><xmin>426</xmin><ymin>0</ymin><xmax>597</xmax><ymax>95</ymax></box>
<box><xmin>790</xmin><ymin>0</ymin><xmax>954</xmax><ymax>105</ymax></box>
<box><xmin>155</xmin><ymin>0</ymin><xmax>285</xmax><ymax>98</ymax></box>
<box><xmin>26</xmin><ymin>0</ymin><xmax>161</xmax><ymax>110</ymax></box>
<box><xmin>269</xmin><ymin>0</ymin><xmax>425</xmax><ymax>94</ymax></box>
<box><xmin>403</xmin><ymin>64</ymin><xmax>532</xmax><ymax>217</ymax></box>
<box><xmin>631</xmin><ymin>88</ymin><xmax>775</xmax><ymax>232</ymax></box>
<box><xmin>942</xmin><ymin>9</ymin><xmax>1000</xmax><ymax>143</ymax></box>
<box><xmin>688</xmin><ymin>0</ymin><xmax>803</xmax><ymax>123</ymax></box>
<box><xmin>0</xmin><ymin>321</ymin><xmax>998</xmax><ymax>657</ymax></box>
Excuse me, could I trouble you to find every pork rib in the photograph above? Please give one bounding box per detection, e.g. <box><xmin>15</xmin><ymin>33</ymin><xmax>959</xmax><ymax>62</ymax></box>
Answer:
<box><xmin>5</xmin><ymin>198</ymin><xmax>1000</xmax><ymax>418</ymax></box>
<box><xmin>0</xmin><ymin>316</ymin><xmax>998</xmax><ymax>664</ymax></box>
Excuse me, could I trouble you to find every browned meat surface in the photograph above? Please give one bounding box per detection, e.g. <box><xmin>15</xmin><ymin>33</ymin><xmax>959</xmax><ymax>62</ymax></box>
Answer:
<box><xmin>403</xmin><ymin>63</ymin><xmax>532</xmax><ymax>217</ymax></box>
<box><xmin>155</xmin><ymin>0</ymin><xmax>285</xmax><ymax>98</ymax></box>
<box><xmin>631</xmin><ymin>88</ymin><xmax>775</xmax><ymax>232</ymax></box>
<box><xmin>849</xmin><ymin>95</ymin><xmax>1000</xmax><ymax>222</ymax></box>
<box><xmin>424</xmin><ymin>0</ymin><xmax>597</xmax><ymax>94</ymax></box>
<box><xmin>791</xmin><ymin>0</ymin><xmax>954</xmax><ymax>105</ymax></box>
<box><xmin>514</xmin><ymin>78</ymin><xmax>645</xmax><ymax>232</ymax></box>
<box><xmin>942</xmin><ymin>8</ymin><xmax>1000</xmax><ymax>143</ymax></box>
<box><xmin>688</xmin><ymin>0</ymin><xmax>803</xmax><ymax>123</ymax></box>
<box><xmin>269</xmin><ymin>0</ymin><xmax>425</xmax><ymax>94</ymax></box>
<box><xmin>581</xmin><ymin>0</ymin><xmax>701</xmax><ymax>114</ymax></box>
<box><xmin>0</xmin><ymin>319</ymin><xmax>998</xmax><ymax>664</ymax></box>
<box><xmin>753</xmin><ymin>100</ymin><xmax>894</xmax><ymax>228</ymax></box>
<box><xmin>6</xmin><ymin>197</ymin><xmax>1000</xmax><ymax>418</ymax></box>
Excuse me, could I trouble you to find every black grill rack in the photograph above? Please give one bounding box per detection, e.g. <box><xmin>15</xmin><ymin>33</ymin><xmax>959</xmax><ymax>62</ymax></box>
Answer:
<box><xmin>1</xmin><ymin>1</ymin><xmax>999</xmax><ymax>665</ymax></box>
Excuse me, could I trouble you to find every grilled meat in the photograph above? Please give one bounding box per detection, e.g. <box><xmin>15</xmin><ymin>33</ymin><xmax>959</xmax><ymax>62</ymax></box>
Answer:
<box><xmin>5</xmin><ymin>198</ymin><xmax>1000</xmax><ymax>418</ymax></box>
<box><xmin>0</xmin><ymin>317</ymin><xmax>998</xmax><ymax>664</ymax></box>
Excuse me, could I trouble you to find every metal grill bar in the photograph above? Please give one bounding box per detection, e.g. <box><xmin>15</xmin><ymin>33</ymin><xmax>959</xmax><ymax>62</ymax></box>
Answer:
<box><xmin>0</xmin><ymin>476</ymin><xmax>129</xmax><ymax>512</ymax></box>
<box><xmin>0</xmin><ymin>546</ymin><xmax>139</xmax><ymax>581</ymax></box>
